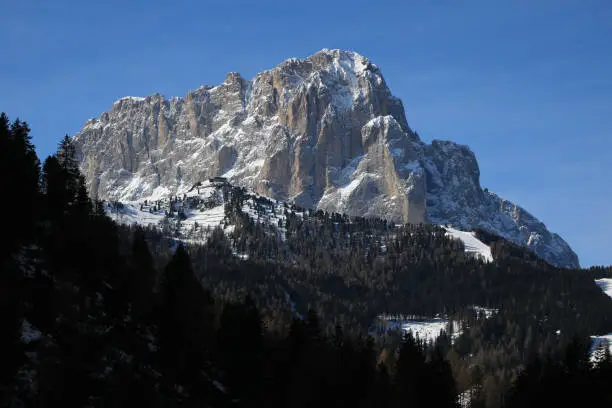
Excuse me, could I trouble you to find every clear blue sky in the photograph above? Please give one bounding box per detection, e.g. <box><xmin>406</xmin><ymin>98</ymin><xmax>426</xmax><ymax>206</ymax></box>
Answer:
<box><xmin>2</xmin><ymin>0</ymin><xmax>611</xmax><ymax>267</ymax></box>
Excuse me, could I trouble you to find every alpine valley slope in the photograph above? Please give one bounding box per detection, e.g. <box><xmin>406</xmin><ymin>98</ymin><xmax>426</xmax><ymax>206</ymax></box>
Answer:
<box><xmin>72</xmin><ymin>49</ymin><xmax>579</xmax><ymax>268</ymax></box>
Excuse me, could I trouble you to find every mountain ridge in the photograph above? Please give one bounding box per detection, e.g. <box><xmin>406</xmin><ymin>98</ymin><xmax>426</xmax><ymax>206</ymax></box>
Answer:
<box><xmin>72</xmin><ymin>49</ymin><xmax>579</xmax><ymax>268</ymax></box>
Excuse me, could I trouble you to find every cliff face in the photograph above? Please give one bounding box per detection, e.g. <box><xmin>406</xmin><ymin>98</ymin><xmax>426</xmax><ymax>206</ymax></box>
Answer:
<box><xmin>72</xmin><ymin>49</ymin><xmax>579</xmax><ymax>268</ymax></box>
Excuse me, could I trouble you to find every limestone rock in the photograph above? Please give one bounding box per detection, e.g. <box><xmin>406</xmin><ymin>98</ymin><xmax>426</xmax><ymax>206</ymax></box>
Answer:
<box><xmin>72</xmin><ymin>49</ymin><xmax>579</xmax><ymax>268</ymax></box>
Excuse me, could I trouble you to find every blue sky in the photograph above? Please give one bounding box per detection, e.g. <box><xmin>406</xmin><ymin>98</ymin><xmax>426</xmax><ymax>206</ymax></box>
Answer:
<box><xmin>2</xmin><ymin>0</ymin><xmax>611</xmax><ymax>267</ymax></box>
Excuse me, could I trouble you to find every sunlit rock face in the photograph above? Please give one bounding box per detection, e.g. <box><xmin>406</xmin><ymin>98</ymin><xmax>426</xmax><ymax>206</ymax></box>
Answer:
<box><xmin>73</xmin><ymin>49</ymin><xmax>579</xmax><ymax>268</ymax></box>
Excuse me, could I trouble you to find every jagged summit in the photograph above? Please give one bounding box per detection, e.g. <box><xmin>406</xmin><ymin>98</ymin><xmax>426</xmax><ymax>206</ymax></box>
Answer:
<box><xmin>72</xmin><ymin>49</ymin><xmax>579</xmax><ymax>268</ymax></box>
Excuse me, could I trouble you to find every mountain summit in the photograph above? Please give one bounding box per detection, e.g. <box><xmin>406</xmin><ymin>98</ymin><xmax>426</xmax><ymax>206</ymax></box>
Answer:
<box><xmin>72</xmin><ymin>49</ymin><xmax>579</xmax><ymax>268</ymax></box>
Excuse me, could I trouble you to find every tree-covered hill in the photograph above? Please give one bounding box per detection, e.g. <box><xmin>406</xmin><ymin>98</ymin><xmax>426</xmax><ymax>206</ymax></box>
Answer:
<box><xmin>2</xmin><ymin>113</ymin><xmax>611</xmax><ymax>407</ymax></box>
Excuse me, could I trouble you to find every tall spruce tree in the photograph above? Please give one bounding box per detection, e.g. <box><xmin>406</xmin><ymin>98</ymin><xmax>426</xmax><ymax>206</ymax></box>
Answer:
<box><xmin>159</xmin><ymin>243</ymin><xmax>215</xmax><ymax>400</ymax></box>
<box><xmin>0</xmin><ymin>114</ymin><xmax>40</xmax><ymax>403</ymax></box>
<box><xmin>0</xmin><ymin>114</ymin><xmax>40</xmax><ymax>256</ymax></box>
<box><xmin>129</xmin><ymin>228</ymin><xmax>158</xmax><ymax>320</ymax></box>
<box><xmin>394</xmin><ymin>332</ymin><xmax>427</xmax><ymax>408</ymax></box>
<box><xmin>216</xmin><ymin>296</ymin><xmax>264</xmax><ymax>404</ymax></box>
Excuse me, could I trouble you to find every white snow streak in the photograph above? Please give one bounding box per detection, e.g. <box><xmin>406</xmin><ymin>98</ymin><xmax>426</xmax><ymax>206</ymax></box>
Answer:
<box><xmin>444</xmin><ymin>227</ymin><xmax>493</xmax><ymax>263</ymax></box>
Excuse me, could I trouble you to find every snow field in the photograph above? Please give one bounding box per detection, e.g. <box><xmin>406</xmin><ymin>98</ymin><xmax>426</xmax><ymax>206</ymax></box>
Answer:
<box><xmin>444</xmin><ymin>226</ymin><xmax>493</xmax><ymax>263</ymax></box>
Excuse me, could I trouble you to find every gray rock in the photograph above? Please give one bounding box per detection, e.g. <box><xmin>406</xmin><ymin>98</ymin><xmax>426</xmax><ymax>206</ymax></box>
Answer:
<box><xmin>72</xmin><ymin>49</ymin><xmax>579</xmax><ymax>268</ymax></box>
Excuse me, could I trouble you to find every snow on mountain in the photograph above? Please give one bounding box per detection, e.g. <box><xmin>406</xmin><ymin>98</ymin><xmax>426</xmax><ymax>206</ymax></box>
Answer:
<box><xmin>443</xmin><ymin>226</ymin><xmax>493</xmax><ymax>263</ymax></box>
<box><xmin>72</xmin><ymin>49</ymin><xmax>579</xmax><ymax>268</ymax></box>
<box><xmin>105</xmin><ymin>181</ymin><xmax>304</xmax><ymax>248</ymax></box>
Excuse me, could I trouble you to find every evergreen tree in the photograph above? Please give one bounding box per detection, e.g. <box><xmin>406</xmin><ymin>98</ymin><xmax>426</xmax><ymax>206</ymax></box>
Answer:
<box><xmin>0</xmin><ymin>113</ymin><xmax>40</xmax><ymax>403</ymax></box>
<box><xmin>394</xmin><ymin>332</ymin><xmax>427</xmax><ymax>408</ymax></box>
<box><xmin>159</xmin><ymin>244</ymin><xmax>214</xmax><ymax>400</ymax></box>
<box><xmin>427</xmin><ymin>345</ymin><xmax>459</xmax><ymax>408</ymax></box>
<box><xmin>42</xmin><ymin>155</ymin><xmax>68</xmax><ymax>222</ymax></box>
<box><xmin>56</xmin><ymin>134</ymin><xmax>79</xmax><ymax>177</ymax></box>
<box><xmin>374</xmin><ymin>363</ymin><xmax>392</xmax><ymax>408</ymax></box>
<box><xmin>0</xmin><ymin>115</ymin><xmax>40</xmax><ymax>257</ymax></box>
<box><xmin>42</xmin><ymin>136</ymin><xmax>91</xmax><ymax>222</ymax></box>
<box><xmin>216</xmin><ymin>296</ymin><xmax>264</xmax><ymax>404</ymax></box>
<box><xmin>129</xmin><ymin>228</ymin><xmax>158</xmax><ymax>320</ymax></box>
<box><xmin>0</xmin><ymin>260</ymin><xmax>25</xmax><ymax>405</ymax></box>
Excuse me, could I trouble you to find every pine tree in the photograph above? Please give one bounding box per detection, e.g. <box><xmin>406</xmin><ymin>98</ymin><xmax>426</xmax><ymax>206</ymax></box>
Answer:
<box><xmin>0</xmin><ymin>114</ymin><xmax>40</xmax><ymax>257</ymax></box>
<box><xmin>374</xmin><ymin>363</ymin><xmax>392</xmax><ymax>408</ymax></box>
<box><xmin>216</xmin><ymin>296</ymin><xmax>264</xmax><ymax>403</ymax></box>
<box><xmin>0</xmin><ymin>261</ymin><xmax>25</xmax><ymax>405</ymax></box>
<box><xmin>159</xmin><ymin>244</ymin><xmax>214</xmax><ymax>400</ymax></box>
<box><xmin>56</xmin><ymin>135</ymin><xmax>79</xmax><ymax>177</ymax></box>
<box><xmin>427</xmin><ymin>346</ymin><xmax>459</xmax><ymax>408</ymax></box>
<box><xmin>42</xmin><ymin>136</ymin><xmax>92</xmax><ymax>221</ymax></box>
<box><xmin>129</xmin><ymin>228</ymin><xmax>158</xmax><ymax>320</ymax></box>
<box><xmin>0</xmin><ymin>114</ymin><xmax>40</xmax><ymax>402</ymax></box>
<box><xmin>394</xmin><ymin>331</ymin><xmax>427</xmax><ymax>408</ymax></box>
<box><xmin>42</xmin><ymin>155</ymin><xmax>67</xmax><ymax>221</ymax></box>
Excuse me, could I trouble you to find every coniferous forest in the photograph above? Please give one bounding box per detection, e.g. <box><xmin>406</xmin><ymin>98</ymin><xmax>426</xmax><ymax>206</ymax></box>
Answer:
<box><xmin>2</xmin><ymin>112</ymin><xmax>612</xmax><ymax>407</ymax></box>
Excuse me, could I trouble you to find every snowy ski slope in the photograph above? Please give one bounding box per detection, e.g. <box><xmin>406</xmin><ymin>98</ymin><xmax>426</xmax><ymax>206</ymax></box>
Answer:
<box><xmin>444</xmin><ymin>226</ymin><xmax>493</xmax><ymax>263</ymax></box>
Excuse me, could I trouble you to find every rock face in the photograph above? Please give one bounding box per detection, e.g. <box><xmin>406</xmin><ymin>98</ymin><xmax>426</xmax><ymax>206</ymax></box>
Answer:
<box><xmin>72</xmin><ymin>49</ymin><xmax>579</xmax><ymax>268</ymax></box>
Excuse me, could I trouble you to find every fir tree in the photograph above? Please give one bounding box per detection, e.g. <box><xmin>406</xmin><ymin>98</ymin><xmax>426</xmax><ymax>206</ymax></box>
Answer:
<box><xmin>394</xmin><ymin>331</ymin><xmax>427</xmax><ymax>408</ymax></box>
<box><xmin>129</xmin><ymin>228</ymin><xmax>158</xmax><ymax>320</ymax></box>
<box><xmin>216</xmin><ymin>296</ymin><xmax>264</xmax><ymax>403</ymax></box>
<box><xmin>159</xmin><ymin>244</ymin><xmax>214</xmax><ymax>400</ymax></box>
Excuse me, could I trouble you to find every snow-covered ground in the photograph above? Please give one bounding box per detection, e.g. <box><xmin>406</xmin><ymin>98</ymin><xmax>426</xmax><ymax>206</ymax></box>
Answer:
<box><xmin>400</xmin><ymin>318</ymin><xmax>458</xmax><ymax>343</ymax></box>
<box><xmin>106</xmin><ymin>182</ymin><xmax>309</xmax><ymax>249</ymax></box>
<box><xmin>469</xmin><ymin>305</ymin><xmax>498</xmax><ymax>319</ymax></box>
<box><xmin>590</xmin><ymin>334</ymin><xmax>612</xmax><ymax>363</ymax></box>
<box><xmin>590</xmin><ymin>279</ymin><xmax>612</xmax><ymax>362</ymax></box>
<box><xmin>108</xmin><ymin>204</ymin><xmax>165</xmax><ymax>227</ymax></box>
<box><xmin>595</xmin><ymin>278</ymin><xmax>612</xmax><ymax>300</ymax></box>
<box><xmin>444</xmin><ymin>226</ymin><xmax>493</xmax><ymax>263</ymax></box>
<box><xmin>374</xmin><ymin>305</ymin><xmax>499</xmax><ymax>344</ymax></box>
<box><xmin>373</xmin><ymin>315</ymin><xmax>462</xmax><ymax>344</ymax></box>
<box><xmin>184</xmin><ymin>205</ymin><xmax>226</xmax><ymax>229</ymax></box>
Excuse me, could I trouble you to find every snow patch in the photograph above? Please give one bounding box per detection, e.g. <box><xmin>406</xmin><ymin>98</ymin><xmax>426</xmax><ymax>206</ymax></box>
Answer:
<box><xmin>590</xmin><ymin>334</ymin><xmax>612</xmax><ymax>362</ymax></box>
<box><xmin>373</xmin><ymin>315</ymin><xmax>462</xmax><ymax>344</ymax></box>
<box><xmin>400</xmin><ymin>318</ymin><xmax>455</xmax><ymax>343</ymax></box>
<box><xmin>444</xmin><ymin>226</ymin><xmax>493</xmax><ymax>263</ymax></box>
<box><xmin>595</xmin><ymin>278</ymin><xmax>612</xmax><ymax>300</ymax></box>
<box><xmin>339</xmin><ymin>173</ymin><xmax>366</xmax><ymax>199</ymax></box>
<box><xmin>114</xmin><ymin>96</ymin><xmax>146</xmax><ymax>105</ymax></box>
<box><xmin>470</xmin><ymin>305</ymin><xmax>498</xmax><ymax>319</ymax></box>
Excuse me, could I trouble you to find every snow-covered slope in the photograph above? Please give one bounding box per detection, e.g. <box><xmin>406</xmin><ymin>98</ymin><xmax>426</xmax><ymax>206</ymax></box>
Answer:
<box><xmin>106</xmin><ymin>181</ymin><xmax>305</xmax><ymax>246</ymax></box>
<box><xmin>372</xmin><ymin>315</ymin><xmax>459</xmax><ymax>344</ymax></box>
<box><xmin>591</xmin><ymin>334</ymin><xmax>612</xmax><ymax>363</ymax></box>
<box><xmin>444</xmin><ymin>226</ymin><xmax>493</xmax><ymax>263</ymax></box>
<box><xmin>595</xmin><ymin>278</ymin><xmax>612</xmax><ymax>299</ymax></box>
<box><xmin>590</xmin><ymin>278</ymin><xmax>612</xmax><ymax>362</ymax></box>
<box><xmin>373</xmin><ymin>306</ymin><xmax>497</xmax><ymax>344</ymax></box>
<box><xmin>73</xmin><ymin>49</ymin><xmax>579</xmax><ymax>268</ymax></box>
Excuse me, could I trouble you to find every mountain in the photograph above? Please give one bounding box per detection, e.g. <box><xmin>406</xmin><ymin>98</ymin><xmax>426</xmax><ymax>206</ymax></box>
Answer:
<box><xmin>72</xmin><ymin>49</ymin><xmax>579</xmax><ymax>268</ymax></box>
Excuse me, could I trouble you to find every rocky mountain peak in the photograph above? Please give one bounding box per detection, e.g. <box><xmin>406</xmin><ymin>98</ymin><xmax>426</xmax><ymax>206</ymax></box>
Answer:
<box><xmin>72</xmin><ymin>49</ymin><xmax>579</xmax><ymax>268</ymax></box>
